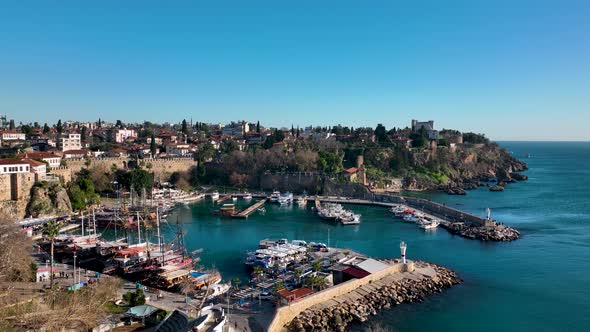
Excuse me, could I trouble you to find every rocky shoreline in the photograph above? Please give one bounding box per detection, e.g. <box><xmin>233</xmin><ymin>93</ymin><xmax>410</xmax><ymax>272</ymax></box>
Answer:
<box><xmin>286</xmin><ymin>262</ymin><xmax>462</xmax><ymax>332</ymax></box>
<box><xmin>441</xmin><ymin>222</ymin><xmax>520</xmax><ymax>241</ymax></box>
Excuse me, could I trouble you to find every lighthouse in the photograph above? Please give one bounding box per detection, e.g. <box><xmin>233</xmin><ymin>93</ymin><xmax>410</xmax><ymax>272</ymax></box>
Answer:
<box><xmin>400</xmin><ymin>241</ymin><xmax>407</xmax><ymax>264</ymax></box>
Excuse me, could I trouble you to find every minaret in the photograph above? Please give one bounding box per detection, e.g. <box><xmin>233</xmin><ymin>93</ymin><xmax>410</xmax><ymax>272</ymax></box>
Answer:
<box><xmin>400</xmin><ymin>241</ymin><xmax>407</xmax><ymax>264</ymax></box>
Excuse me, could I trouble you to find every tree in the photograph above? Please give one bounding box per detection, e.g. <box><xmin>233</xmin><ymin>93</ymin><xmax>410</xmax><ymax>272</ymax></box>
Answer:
<box><xmin>256</xmin><ymin>121</ymin><xmax>260</xmax><ymax>133</ymax></box>
<box><xmin>33</xmin><ymin>121</ymin><xmax>40</xmax><ymax>129</ymax></box>
<box><xmin>312</xmin><ymin>261</ymin><xmax>322</xmax><ymax>272</ymax></box>
<box><xmin>56</xmin><ymin>120</ymin><xmax>63</xmax><ymax>133</ymax></box>
<box><xmin>374</xmin><ymin>124</ymin><xmax>387</xmax><ymax>143</ymax></box>
<box><xmin>180</xmin><ymin>278</ymin><xmax>195</xmax><ymax>303</ymax></box>
<box><xmin>123</xmin><ymin>289</ymin><xmax>146</xmax><ymax>306</ymax></box>
<box><xmin>181</xmin><ymin>119</ymin><xmax>188</xmax><ymax>135</ymax></box>
<box><xmin>252</xmin><ymin>266</ymin><xmax>264</xmax><ymax>279</ymax></box>
<box><xmin>98</xmin><ymin>118</ymin><xmax>102</xmax><ymax>128</ymax></box>
<box><xmin>273</xmin><ymin>281</ymin><xmax>285</xmax><ymax>292</ymax></box>
<box><xmin>80</xmin><ymin>126</ymin><xmax>87</xmax><ymax>144</ymax></box>
<box><xmin>9</xmin><ymin>119</ymin><xmax>15</xmax><ymax>130</ymax></box>
<box><xmin>115</xmin><ymin>120</ymin><xmax>123</xmax><ymax>128</ymax></box>
<box><xmin>232</xmin><ymin>277</ymin><xmax>241</xmax><ymax>290</ymax></box>
<box><xmin>291</xmin><ymin>125</ymin><xmax>295</xmax><ymax>136</ymax></box>
<box><xmin>43</xmin><ymin>220</ymin><xmax>61</xmax><ymax>290</ymax></box>
<box><xmin>43</xmin><ymin>123</ymin><xmax>50</xmax><ymax>134</ymax></box>
<box><xmin>150</xmin><ymin>133</ymin><xmax>157</xmax><ymax>157</ymax></box>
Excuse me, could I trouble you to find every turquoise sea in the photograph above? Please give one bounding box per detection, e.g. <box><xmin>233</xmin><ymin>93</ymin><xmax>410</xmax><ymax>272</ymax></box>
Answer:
<box><xmin>164</xmin><ymin>142</ymin><xmax>590</xmax><ymax>331</ymax></box>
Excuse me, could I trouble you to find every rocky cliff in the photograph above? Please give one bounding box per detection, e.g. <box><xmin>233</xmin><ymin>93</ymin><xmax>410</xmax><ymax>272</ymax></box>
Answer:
<box><xmin>403</xmin><ymin>143</ymin><xmax>528</xmax><ymax>193</ymax></box>
<box><xmin>25</xmin><ymin>183</ymin><xmax>72</xmax><ymax>217</ymax></box>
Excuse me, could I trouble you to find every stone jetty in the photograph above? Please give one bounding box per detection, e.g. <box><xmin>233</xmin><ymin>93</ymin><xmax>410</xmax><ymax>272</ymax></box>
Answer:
<box><xmin>285</xmin><ymin>261</ymin><xmax>461</xmax><ymax>332</ymax></box>
<box><xmin>441</xmin><ymin>222</ymin><xmax>520</xmax><ymax>241</ymax></box>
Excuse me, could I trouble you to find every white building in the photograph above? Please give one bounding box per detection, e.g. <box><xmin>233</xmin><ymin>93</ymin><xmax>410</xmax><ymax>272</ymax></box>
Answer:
<box><xmin>109</xmin><ymin>128</ymin><xmax>138</xmax><ymax>143</ymax></box>
<box><xmin>23</xmin><ymin>159</ymin><xmax>47</xmax><ymax>180</ymax></box>
<box><xmin>165</xmin><ymin>143</ymin><xmax>191</xmax><ymax>156</ymax></box>
<box><xmin>17</xmin><ymin>152</ymin><xmax>62</xmax><ymax>168</ymax></box>
<box><xmin>221</xmin><ymin>121</ymin><xmax>250</xmax><ymax>138</ymax></box>
<box><xmin>0</xmin><ymin>159</ymin><xmax>31</xmax><ymax>174</ymax></box>
<box><xmin>57</xmin><ymin>133</ymin><xmax>82</xmax><ymax>151</ymax></box>
<box><xmin>0</xmin><ymin>130</ymin><xmax>26</xmax><ymax>142</ymax></box>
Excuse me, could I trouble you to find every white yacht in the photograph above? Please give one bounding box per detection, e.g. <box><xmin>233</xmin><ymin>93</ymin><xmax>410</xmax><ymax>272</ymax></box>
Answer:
<box><xmin>210</xmin><ymin>192</ymin><xmax>220</xmax><ymax>200</ymax></box>
<box><xmin>243</xmin><ymin>193</ymin><xmax>253</xmax><ymax>201</ymax></box>
<box><xmin>270</xmin><ymin>191</ymin><xmax>280</xmax><ymax>203</ymax></box>
<box><xmin>418</xmin><ymin>219</ymin><xmax>440</xmax><ymax>230</ymax></box>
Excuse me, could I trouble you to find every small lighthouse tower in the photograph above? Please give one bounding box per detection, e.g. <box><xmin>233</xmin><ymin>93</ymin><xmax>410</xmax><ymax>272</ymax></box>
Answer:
<box><xmin>400</xmin><ymin>241</ymin><xmax>407</xmax><ymax>264</ymax></box>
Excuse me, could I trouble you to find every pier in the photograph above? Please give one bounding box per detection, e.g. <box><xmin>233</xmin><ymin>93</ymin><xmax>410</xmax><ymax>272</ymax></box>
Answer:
<box><xmin>231</xmin><ymin>197</ymin><xmax>268</xmax><ymax>219</ymax></box>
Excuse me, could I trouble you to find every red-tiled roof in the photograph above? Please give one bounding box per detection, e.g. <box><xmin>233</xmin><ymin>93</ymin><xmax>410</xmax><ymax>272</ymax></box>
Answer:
<box><xmin>344</xmin><ymin>167</ymin><xmax>358</xmax><ymax>174</ymax></box>
<box><xmin>277</xmin><ymin>287</ymin><xmax>314</xmax><ymax>300</ymax></box>
<box><xmin>63</xmin><ymin>149</ymin><xmax>88</xmax><ymax>154</ymax></box>
<box><xmin>0</xmin><ymin>158</ymin><xmax>29</xmax><ymax>165</ymax></box>
<box><xmin>342</xmin><ymin>266</ymin><xmax>370</xmax><ymax>279</ymax></box>
<box><xmin>17</xmin><ymin>152</ymin><xmax>59</xmax><ymax>159</ymax></box>
<box><xmin>22</xmin><ymin>159</ymin><xmax>46</xmax><ymax>167</ymax></box>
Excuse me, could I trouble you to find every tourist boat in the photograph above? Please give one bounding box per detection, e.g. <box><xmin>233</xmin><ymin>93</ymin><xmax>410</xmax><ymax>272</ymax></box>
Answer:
<box><xmin>402</xmin><ymin>213</ymin><xmax>420</xmax><ymax>223</ymax></box>
<box><xmin>188</xmin><ymin>270</ymin><xmax>222</xmax><ymax>289</ymax></box>
<box><xmin>418</xmin><ymin>220</ymin><xmax>440</xmax><ymax>230</ymax></box>
<box><xmin>339</xmin><ymin>211</ymin><xmax>361</xmax><ymax>225</ymax></box>
<box><xmin>296</xmin><ymin>196</ymin><xmax>307</xmax><ymax>207</ymax></box>
<box><xmin>317</xmin><ymin>203</ymin><xmax>345</xmax><ymax>221</ymax></box>
<box><xmin>232</xmin><ymin>196</ymin><xmax>238</xmax><ymax>201</ymax></box>
<box><xmin>205</xmin><ymin>282</ymin><xmax>231</xmax><ymax>300</ymax></box>
<box><xmin>270</xmin><ymin>191</ymin><xmax>281</xmax><ymax>203</ymax></box>
<box><xmin>210</xmin><ymin>192</ymin><xmax>220</xmax><ymax>200</ymax></box>
<box><xmin>243</xmin><ymin>193</ymin><xmax>253</xmax><ymax>201</ymax></box>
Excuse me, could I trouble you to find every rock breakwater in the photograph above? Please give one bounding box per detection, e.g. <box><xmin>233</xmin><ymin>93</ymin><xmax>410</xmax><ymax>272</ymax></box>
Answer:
<box><xmin>286</xmin><ymin>262</ymin><xmax>461</xmax><ymax>332</ymax></box>
<box><xmin>441</xmin><ymin>222</ymin><xmax>520</xmax><ymax>241</ymax></box>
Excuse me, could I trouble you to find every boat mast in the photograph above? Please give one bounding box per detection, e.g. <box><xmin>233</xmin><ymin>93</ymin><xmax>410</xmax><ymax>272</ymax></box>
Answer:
<box><xmin>136</xmin><ymin>211</ymin><xmax>141</xmax><ymax>244</ymax></box>
<box><xmin>81</xmin><ymin>211</ymin><xmax>84</xmax><ymax>237</ymax></box>
<box><xmin>156</xmin><ymin>207</ymin><xmax>161</xmax><ymax>252</ymax></box>
<box><xmin>92</xmin><ymin>208</ymin><xmax>97</xmax><ymax>236</ymax></box>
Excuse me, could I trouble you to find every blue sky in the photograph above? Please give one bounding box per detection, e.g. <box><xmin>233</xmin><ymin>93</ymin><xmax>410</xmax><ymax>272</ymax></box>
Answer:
<box><xmin>0</xmin><ymin>1</ymin><xmax>589</xmax><ymax>140</ymax></box>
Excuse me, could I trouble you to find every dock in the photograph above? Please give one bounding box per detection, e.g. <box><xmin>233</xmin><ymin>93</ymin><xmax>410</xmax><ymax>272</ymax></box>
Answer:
<box><xmin>231</xmin><ymin>197</ymin><xmax>268</xmax><ymax>219</ymax></box>
<box><xmin>215</xmin><ymin>194</ymin><xmax>232</xmax><ymax>204</ymax></box>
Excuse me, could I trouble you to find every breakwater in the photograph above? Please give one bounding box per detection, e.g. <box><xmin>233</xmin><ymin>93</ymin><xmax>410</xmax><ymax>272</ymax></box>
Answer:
<box><xmin>285</xmin><ymin>261</ymin><xmax>461</xmax><ymax>332</ymax></box>
<box><xmin>314</xmin><ymin>194</ymin><xmax>520</xmax><ymax>241</ymax></box>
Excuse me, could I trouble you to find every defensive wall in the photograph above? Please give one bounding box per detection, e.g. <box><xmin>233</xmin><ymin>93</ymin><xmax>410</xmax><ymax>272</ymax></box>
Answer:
<box><xmin>267</xmin><ymin>262</ymin><xmax>414</xmax><ymax>332</ymax></box>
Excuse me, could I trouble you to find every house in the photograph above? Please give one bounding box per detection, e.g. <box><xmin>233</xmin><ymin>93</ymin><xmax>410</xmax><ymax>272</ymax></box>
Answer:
<box><xmin>0</xmin><ymin>130</ymin><xmax>26</xmax><ymax>142</ymax></box>
<box><xmin>23</xmin><ymin>159</ymin><xmax>47</xmax><ymax>181</ymax></box>
<box><xmin>145</xmin><ymin>136</ymin><xmax>163</xmax><ymax>145</ymax></box>
<box><xmin>165</xmin><ymin>143</ymin><xmax>191</xmax><ymax>156</ymax></box>
<box><xmin>158</xmin><ymin>133</ymin><xmax>178</xmax><ymax>144</ymax></box>
<box><xmin>276</xmin><ymin>287</ymin><xmax>314</xmax><ymax>305</ymax></box>
<box><xmin>108</xmin><ymin>128</ymin><xmax>137</xmax><ymax>143</ymax></box>
<box><xmin>17</xmin><ymin>152</ymin><xmax>62</xmax><ymax>168</ymax></box>
<box><xmin>0</xmin><ymin>159</ymin><xmax>31</xmax><ymax>174</ymax></box>
<box><xmin>57</xmin><ymin>133</ymin><xmax>82</xmax><ymax>151</ymax></box>
<box><xmin>342</xmin><ymin>167</ymin><xmax>359</xmax><ymax>182</ymax></box>
<box><xmin>63</xmin><ymin>149</ymin><xmax>89</xmax><ymax>159</ymax></box>
<box><xmin>411</xmin><ymin>120</ymin><xmax>439</xmax><ymax>140</ymax></box>
<box><xmin>221</xmin><ymin>121</ymin><xmax>250</xmax><ymax>138</ymax></box>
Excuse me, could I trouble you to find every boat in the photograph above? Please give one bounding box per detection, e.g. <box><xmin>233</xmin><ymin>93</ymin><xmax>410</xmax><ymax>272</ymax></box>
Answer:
<box><xmin>210</xmin><ymin>192</ymin><xmax>220</xmax><ymax>200</ymax></box>
<box><xmin>339</xmin><ymin>211</ymin><xmax>361</xmax><ymax>225</ymax></box>
<box><xmin>205</xmin><ymin>282</ymin><xmax>231</xmax><ymax>300</ymax></box>
<box><xmin>296</xmin><ymin>196</ymin><xmax>307</xmax><ymax>207</ymax></box>
<box><xmin>244</xmin><ymin>193</ymin><xmax>253</xmax><ymax>201</ymax></box>
<box><xmin>402</xmin><ymin>213</ymin><xmax>420</xmax><ymax>222</ymax></box>
<box><xmin>418</xmin><ymin>219</ymin><xmax>440</xmax><ymax>230</ymax></box>
<box><xmin>270</xmin><ymin>191</ymin><xmax>281</xmax><ymax>203</ymax></box>
<box><xmin>232</xmin><ymin>196</ymin><xmax>238</xmax><ymax>201</ymax></box>
<box><xmin>257</xmin><ymin>207</ymin><xmax>266</xmax><ymax>215</ymax></box>
<box><xmin>277</xmin><ymin>192</ymin><xmax>293</xmax><ymax>205</ymax></box>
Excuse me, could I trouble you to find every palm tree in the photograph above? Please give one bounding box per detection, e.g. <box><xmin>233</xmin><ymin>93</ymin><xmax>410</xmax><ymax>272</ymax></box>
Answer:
<box><xmin>312</xmin><ymin>261</ymin><xmax>322</xmax><ymax>272</ymax></box>
<box><xmin>232</xmin><ymin>277</ymin><xmax>241</xmax><ymax>290</ymax></box>
<box><xmin>293</xmin><ymin>269</ymin><xmax>303</xmax><ymax>285</ymax></box>
<box><xmin>252</xmin><ymin>266</ymin><xmax>264</xmax><ymax>280</ymax></box>
<box><xmin>43</xmin><ymin>220</ymin><xmax>61</xmax><ymax>289</ymax></box>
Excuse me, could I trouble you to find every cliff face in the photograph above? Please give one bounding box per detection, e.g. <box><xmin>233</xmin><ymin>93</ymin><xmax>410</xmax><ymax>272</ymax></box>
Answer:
<box><xmin>403</xmin><ymin>143</ymin><xmax>528</xmax><ymax>192</ymax></box>
<box><xmin>25</xmin><ymin>183</ymin><xmax>72</xmax><ymax>217</ymax></box>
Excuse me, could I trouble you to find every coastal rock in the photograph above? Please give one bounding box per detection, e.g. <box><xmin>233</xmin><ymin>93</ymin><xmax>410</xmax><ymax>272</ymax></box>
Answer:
<box><xmin>441</xmin><ymin>222</ymin><xmax>519</xmax><ymax>241</ymax></box>
<box><xmin>511</xmin><ymin>173</ymin><xmax>528</xmax><ymax>181</ymax></box>
<box><xmin>26</xmin><ymin>183</ymin><xmax>72</xmax><ymax>217</ymax></box>
<box><xmin>489</xmin><ymin>185</ymin><xmax>504</xmax><ymax>192</ymax></box>
<box><xmin>286</xmin><ymin>263</ymin><xmax>462</xmax><ymax>332</ymax></box>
